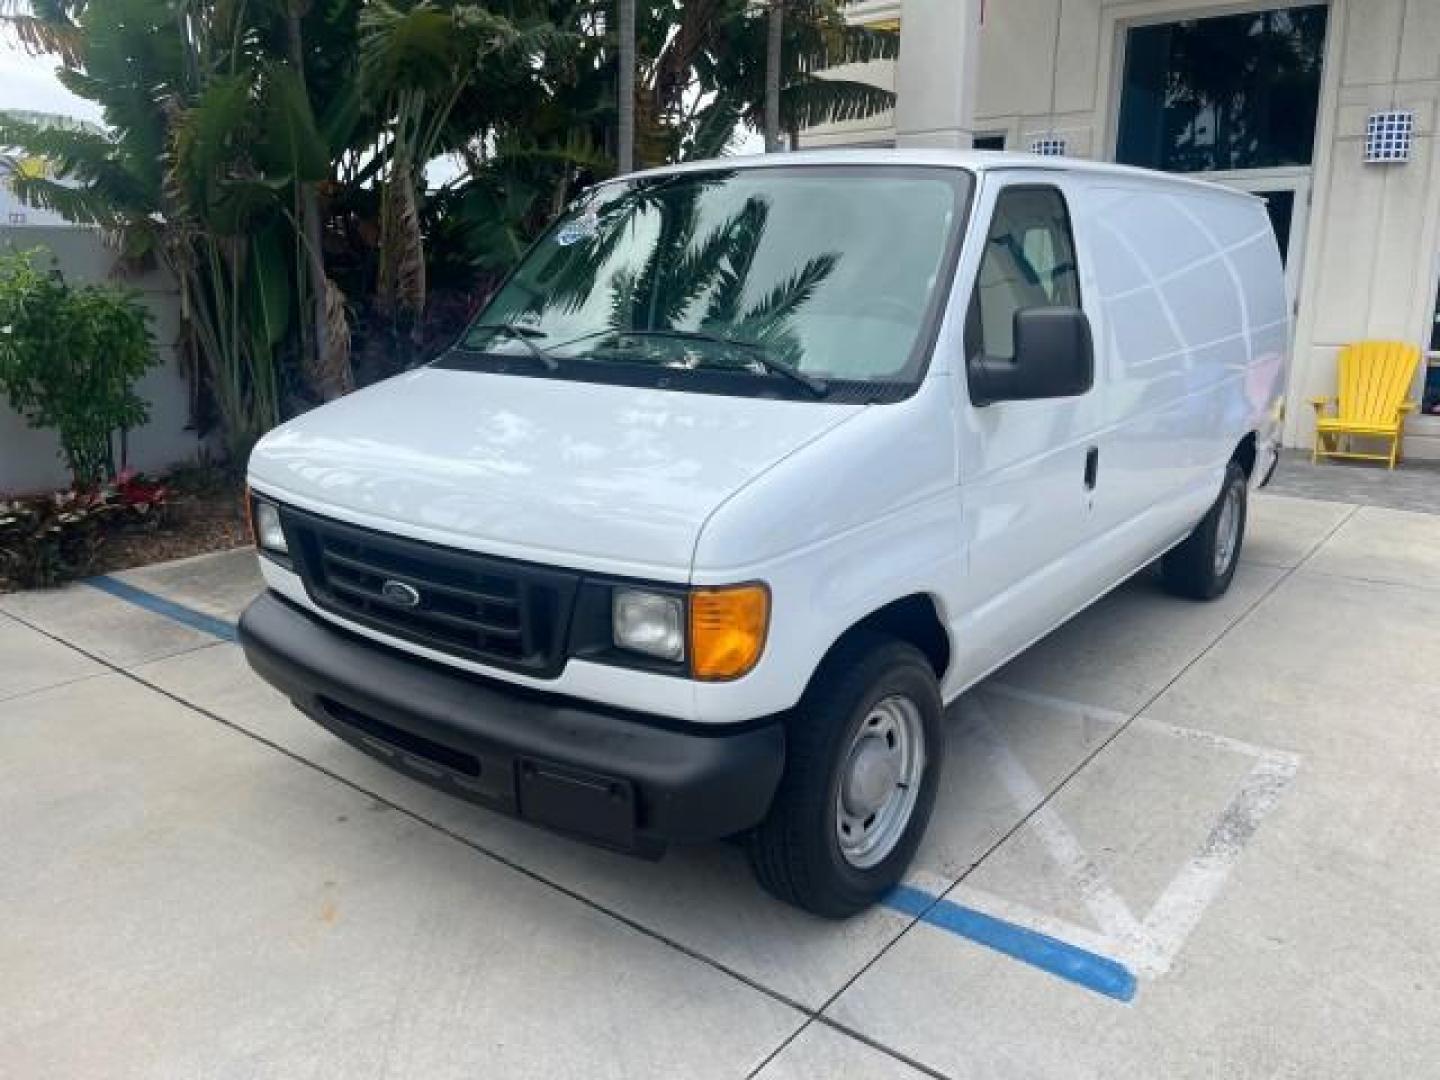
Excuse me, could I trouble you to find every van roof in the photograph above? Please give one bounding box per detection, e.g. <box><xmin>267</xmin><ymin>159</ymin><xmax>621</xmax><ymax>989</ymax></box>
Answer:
<box><xmin>622</xmin><ymin>148</ymin><xmax>1263</xmax><ymax>203</ymax></box>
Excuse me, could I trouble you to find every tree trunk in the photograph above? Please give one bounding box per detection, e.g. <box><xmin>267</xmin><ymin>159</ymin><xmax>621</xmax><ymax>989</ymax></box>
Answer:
<box><xmin>617</xmin><ymin>0</ymin><xmax>636</xmax><ymax>173</ymax></box>
<box><xmin>285</xmin><ymin>3</ymin><xmax>342</xmax><ymax>399</ymax></box>
<box><xmin>764</xmin><ymin>0</ymin><xmax>784</xmax><ymax>152</ymax></box>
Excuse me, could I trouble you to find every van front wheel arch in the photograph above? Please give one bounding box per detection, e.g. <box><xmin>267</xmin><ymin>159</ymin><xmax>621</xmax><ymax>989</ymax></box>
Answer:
<box><xmin>748</xmin><ymin>630</ymin><xmax>943</xmax><ymax>917</ymax></box>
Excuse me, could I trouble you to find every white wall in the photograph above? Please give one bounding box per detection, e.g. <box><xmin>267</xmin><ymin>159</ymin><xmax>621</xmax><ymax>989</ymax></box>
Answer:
<box><xmin>807</xmin><ymin>0</ymin><xmax>1440</xmax><ymax>456</ymax></box>
<box><xmin>0</xmin><ymin>226</ymin><xmax>203</xmax><ymax>494</ymax></box>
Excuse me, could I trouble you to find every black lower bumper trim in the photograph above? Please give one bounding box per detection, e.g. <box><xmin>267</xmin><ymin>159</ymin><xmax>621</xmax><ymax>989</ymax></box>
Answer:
<box><xmin>238</xmin><ymin>592</ymin><xmax>785</xmax><ymax>856</ymax></box>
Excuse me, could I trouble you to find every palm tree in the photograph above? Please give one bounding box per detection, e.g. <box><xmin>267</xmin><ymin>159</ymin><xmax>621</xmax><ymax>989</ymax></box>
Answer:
<box><xmin>284</xmin><ymin>0</ymin><xmax>337</xmax><ymax>400</ymax></box>
<box><xmin>0</xmin><ymin>0</ymin><xmax>898</xmax><ymax>447</ymax></box>
<box><xmin>677</xmin><ymin>3</ymin><xmax>899</xmax><ymax>160</ymax></box>
<box><xmin>764</xmin><ymin>0</ymin><xmax>783</xmax><ymax>152</ymax></box>
<box><xmin>359</xmin><ymin>3</ymin><xmax>572</xmax><ymax>324</ymax></box>
<box><xmin>617</xmin><ymin>0</ymin><xmax>636</xmax><ymax>173</ymax></box>
<box><xmin>0</xmin><ymin>0</ymin><xmax>341</xmax><ymax>454</ymax></box>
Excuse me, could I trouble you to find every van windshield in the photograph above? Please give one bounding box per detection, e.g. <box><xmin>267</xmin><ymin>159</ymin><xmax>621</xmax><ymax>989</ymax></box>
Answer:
<box><xmin>445</xmin><ymin>165</ymin><xmax>973</xmax><ymax>401</ymax></box>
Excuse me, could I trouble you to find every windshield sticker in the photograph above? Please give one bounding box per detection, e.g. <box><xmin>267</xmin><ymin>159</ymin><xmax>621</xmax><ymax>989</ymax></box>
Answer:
<box><xmin>555</xmin><ymin>209</ymin><xmax>601</xmax><ymax>247</ymax></box>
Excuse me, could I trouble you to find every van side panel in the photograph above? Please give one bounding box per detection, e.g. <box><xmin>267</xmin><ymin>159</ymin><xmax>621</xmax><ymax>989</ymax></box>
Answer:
<box><xmin>940</xmin><ymin>175</ymin><xmax>1287</xmax><ymax>701</ymax></box>
<box><xmin>1079</xmin><ymin>180</ymin><xmax>1287</xmax><ymax>581</ymax></box>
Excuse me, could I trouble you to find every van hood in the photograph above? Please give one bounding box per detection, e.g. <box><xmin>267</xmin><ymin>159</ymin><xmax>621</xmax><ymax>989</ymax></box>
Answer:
<box><xmin>248</xmin><ymin>367</ymin><xmax>862</xmax><ymax>577</ymax></box>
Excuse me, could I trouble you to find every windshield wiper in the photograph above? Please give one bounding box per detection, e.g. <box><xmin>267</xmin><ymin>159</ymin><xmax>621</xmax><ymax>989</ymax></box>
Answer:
<box><xmin>458</xmin><ymin>323</ymin><xmax>559</xmax><ymax>371</ymax></box>
<box><xmin>566</xmin><ymin>327</ymin><xmax>828</xmax><ymax>398</ymax></box>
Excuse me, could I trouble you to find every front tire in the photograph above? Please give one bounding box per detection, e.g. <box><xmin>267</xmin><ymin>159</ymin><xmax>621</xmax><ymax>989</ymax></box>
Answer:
<box><xmin>748</xmin><ymin>633</ymin><xmax>943</xmax><ymax>918</ymax></box>
<box><xmin>1162</xmin><ymin>461</ymin><xmax>1247</xmax><ymax>600</ymax></box>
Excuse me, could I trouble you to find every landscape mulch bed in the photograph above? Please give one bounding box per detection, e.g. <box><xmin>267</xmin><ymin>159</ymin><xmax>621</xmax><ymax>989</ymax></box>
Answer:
<box><xmin>93</xmin><ymin>479</ymin><xmax>251</xmax><ymax>577</ymax></box>
<box><xmin>0</xmin><ymin>470</ymin><xmax>251</xmax><ymax>593</ymax></box>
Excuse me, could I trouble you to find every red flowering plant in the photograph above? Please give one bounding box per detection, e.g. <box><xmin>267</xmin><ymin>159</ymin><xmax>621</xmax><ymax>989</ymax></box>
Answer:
<box><xmin>114</xmin><ymin>468</ymin><xmax>170</xmax><ymax>513</ymax></box>
<box><xmin>0</xmin><ymin>473</ymin><xmax>169</xmax><ymax>590</ymax></box>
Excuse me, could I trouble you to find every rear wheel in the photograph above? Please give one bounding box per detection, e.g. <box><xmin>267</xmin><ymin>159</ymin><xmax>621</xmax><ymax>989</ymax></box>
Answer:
<box><xmin>748</xmin><ymin>633</ymin><xmax>943</xmax><ymax>918</ymax></box>
<box><xmin>1162</xmin><ymin>462</ymin><xmax>1247</xmax><ymax>600</ymax></box>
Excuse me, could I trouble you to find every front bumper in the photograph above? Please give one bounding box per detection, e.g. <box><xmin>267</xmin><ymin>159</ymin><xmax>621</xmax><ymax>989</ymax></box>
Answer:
<box><xmin>238</xmin><ymin>592</ymin><xmax>785</xmax><ymax>857</ymax></box>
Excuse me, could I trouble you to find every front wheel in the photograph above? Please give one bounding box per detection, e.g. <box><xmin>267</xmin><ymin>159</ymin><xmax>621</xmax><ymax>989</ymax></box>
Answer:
<box><xmin>1161</xmin><ymin>461</ymin><xmax>1247</xmax><ymax>600</ymax></box>
<box><xmin>748</xmin><ymin>633</ymin><xmax>943</xmax><ymax>918</ymax></box>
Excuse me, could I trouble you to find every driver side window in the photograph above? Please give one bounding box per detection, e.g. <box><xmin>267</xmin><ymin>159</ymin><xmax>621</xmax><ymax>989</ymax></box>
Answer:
<box><xmin>966</xmin><ymin>185</ymin><xmax>1080</xmax><ymax>361</ymax></box>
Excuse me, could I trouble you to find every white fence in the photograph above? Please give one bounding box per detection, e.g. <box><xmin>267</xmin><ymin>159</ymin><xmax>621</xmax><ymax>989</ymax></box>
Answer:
<box><xmin>0</xmin><ymin>226</ymin><xmax>203</xmax><ymax>494</ymax></box>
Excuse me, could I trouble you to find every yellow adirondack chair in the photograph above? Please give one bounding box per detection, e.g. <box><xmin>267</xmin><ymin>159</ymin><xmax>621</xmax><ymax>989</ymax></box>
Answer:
<box><xmin>1310</xmin><ymin>340</ymin><xmax>1421</xmax><ymax>469</ymax></box>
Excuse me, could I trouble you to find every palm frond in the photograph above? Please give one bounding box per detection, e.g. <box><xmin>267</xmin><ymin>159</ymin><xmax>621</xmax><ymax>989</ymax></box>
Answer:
<box><xmin>360</xmin><ymin>2</ymin><xmax>471</xmax><ymax>97</ymax></box>
<box><xmin>257</xmin><ymin>61</ymin><xmax>329</xmax><ymax>182</ymax></box>
<box><xmin>739</xmin><ymin>252</ymin><xmax>838</xmax><ymax>340</ymax></box>
<box><xmin>1</xmin><ymin>14</ymin><xmax>82</xmax><ymax>64</ymax></box>
<box><xmin>0</xmin><ymin>113</ymin><xmax>114</xmax><ymax>162</ymax></box>
<box><xmin>4</xmin><ymin>170</ymin><xmax>112</xmax><ymax>224</ymax></box>
<box><xmin>684</xmin><ymin>95</ymin><xmax>743</xmax><ymax>161</ymax></box>
<box><xmin>702</xmin><ymin>196</ymin><xmax>767</xmax><ymax>326</ymax></box>
<box><xmin>53</xmin><ymin>66</ymin><xmax>105</xmax><ymax>105</ymax></box>
<box><xmin>652</xmin><ymin>210</ymin><xmax>742</xmax><ymax>326</ymax></box>
<box><xmin>608</xmin><ymin>266</ymin><xmax>641</xmax><ymax>329</ymax></box>
<box><xmin>778</xmin><ymin>75</ymin><xmax>895</xmax><ymax>129</ymax></box>
<box><xmin>0</xmin><ymin>112</ymin><xmax>153</xmax><ymax>219</ymax></box>
<box><xmin>622</xmin><ymin>183</ymin><xmax>700</xmax><ymax>327</ymax></box>
<box><xmin>172</xmin><ymin>73</ymin><xmax>256</xmax><ymax>183</ymax></box>
<box><xmin>490</xmin><ymin>131</ymin><xmax>610</xmax><ymax>173</ymax></box>
<box><xmin>0</xmin><ymin>0</ymin><xmax>85</xmax><ymax>64</ymax></box>
<box><xmin>454</xmin><ymin>7</ymin><xmax>575</xmax><ymax>64</ymax></box>
<box><xmin>794</xmin><ymin>22</ymin><xmax>900</xmax><ymax>72</ymax></box>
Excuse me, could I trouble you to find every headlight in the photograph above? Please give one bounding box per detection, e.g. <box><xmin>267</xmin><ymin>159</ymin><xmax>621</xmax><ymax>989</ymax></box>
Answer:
<box><xmin>612</xmin><ymin>589</ymin><xmax>685</xmax><ymax>661</ymax></box>
<box><xmin>250</xmin><ymin>497</ymin><xmax>288</xmax><ymax>555</ymax></box>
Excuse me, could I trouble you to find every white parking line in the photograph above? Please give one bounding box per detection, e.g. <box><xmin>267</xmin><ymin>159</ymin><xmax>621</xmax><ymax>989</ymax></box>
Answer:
<box><xmin>962</xmin><ymin>683</ymin><xmax>1300</xmax><ymax>978</ymax></box>
<box><xmin>1139</xmin><ymin>750</ymin><xmax>1298</xmax><ymax>971</ymax></box>
<box><xmin>970</xmin><ymin>698</ymin><xmax>1155</xmax><ymax>962</ymax></box>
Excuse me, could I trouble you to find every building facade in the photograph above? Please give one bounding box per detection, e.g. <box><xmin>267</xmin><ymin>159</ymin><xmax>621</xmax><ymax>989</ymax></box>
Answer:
<box><xmin>805</xmin><ymin>0</ymin><xmax>1440</xmax><ymax>457</ymax></box>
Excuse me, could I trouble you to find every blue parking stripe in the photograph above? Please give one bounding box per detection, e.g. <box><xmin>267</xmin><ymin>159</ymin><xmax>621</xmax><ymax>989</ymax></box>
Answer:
<box><xmin>86</xmin><ymin>576</ymin><xmax>238</xmax><ymax>642</ymax></box>
<box><xmin>884</xmin><ymin>884</ymin><xmax>1138</xmax><ymax>1002</ymax></box>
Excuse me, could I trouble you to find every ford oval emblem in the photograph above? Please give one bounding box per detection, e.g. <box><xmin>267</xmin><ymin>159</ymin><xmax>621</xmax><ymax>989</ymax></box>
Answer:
<box><xmin>380</xmin><ymin>580</ymin><xmax>421</xmax><ymax>608</ymax></box>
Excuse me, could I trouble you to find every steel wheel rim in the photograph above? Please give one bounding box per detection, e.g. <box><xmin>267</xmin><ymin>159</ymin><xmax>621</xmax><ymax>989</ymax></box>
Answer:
<box><xmin>835</xmin><ymin>694</ymin><xmax>926</xmax><ymax>870</ymax></box>
<box><xmin>1213</xmin><ymin>483</ymin><xmax>1242</xmax><ymax>576</ymax></box>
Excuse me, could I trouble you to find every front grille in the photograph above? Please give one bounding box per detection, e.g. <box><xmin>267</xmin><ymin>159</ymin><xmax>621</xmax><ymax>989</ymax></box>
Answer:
<box><xmin>282</xmin><ymin>506</ymin><xmax>580</xmax><ymax>677</ymax></box>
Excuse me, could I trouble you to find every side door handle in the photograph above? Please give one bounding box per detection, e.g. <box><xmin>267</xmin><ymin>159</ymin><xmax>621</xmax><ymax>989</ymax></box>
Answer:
<box><xmin>1084</xmin><ymin>445</ymin><xmax>1099</xmax><ymax>490</ymax></box>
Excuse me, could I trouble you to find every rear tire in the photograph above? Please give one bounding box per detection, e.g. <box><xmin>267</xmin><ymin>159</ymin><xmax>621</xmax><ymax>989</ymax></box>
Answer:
<box><xmin>1162</xmin><ymin>461</ymin><xmax>1247</xmax><ymax>600</ymax></box>
<box><xmin>748</xmin><ymin>632</ymin><xmax>943</xmax><ymax>918</ymax></box>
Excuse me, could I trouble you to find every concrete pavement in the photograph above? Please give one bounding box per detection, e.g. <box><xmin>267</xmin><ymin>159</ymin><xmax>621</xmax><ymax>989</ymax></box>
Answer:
<box><xmin>3</xmin><ymin>490</ymin><xmax>1438</xmax><ymax>1078</ymax></box>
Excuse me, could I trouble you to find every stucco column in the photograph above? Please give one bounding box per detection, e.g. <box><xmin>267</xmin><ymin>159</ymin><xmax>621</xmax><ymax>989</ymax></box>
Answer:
<box><xmin>895</xmin><ymin>0</ymin><xmax>983</xmax><ymax>149</ymax></box>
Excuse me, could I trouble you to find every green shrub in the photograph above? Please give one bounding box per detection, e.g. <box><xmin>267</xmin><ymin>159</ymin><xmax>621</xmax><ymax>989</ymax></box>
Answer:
<box><xmin>0</xmin><ymin>249</ymin><xmax>158</xmax><ymax>486</ymax></box>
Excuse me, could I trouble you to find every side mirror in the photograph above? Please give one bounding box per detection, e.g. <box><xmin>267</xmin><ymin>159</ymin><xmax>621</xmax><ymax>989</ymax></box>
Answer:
<box><xmin>969</xmin><ymin>306</ymin><xmax>1094</xmax><ymax>406</ymax></box>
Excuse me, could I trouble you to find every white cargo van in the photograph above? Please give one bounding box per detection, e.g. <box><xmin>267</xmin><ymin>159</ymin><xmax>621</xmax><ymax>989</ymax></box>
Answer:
<box><xmin>240</xmin><ymin>151</ymin><xmax>1287</xmax><ymax>916</ymax></box>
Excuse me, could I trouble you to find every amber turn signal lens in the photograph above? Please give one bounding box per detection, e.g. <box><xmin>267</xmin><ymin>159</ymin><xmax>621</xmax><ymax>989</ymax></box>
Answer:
<box><xmin>689</xmin><ymin>584</ymin><xmax>770</xmax><ymax>681</ymax></box>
